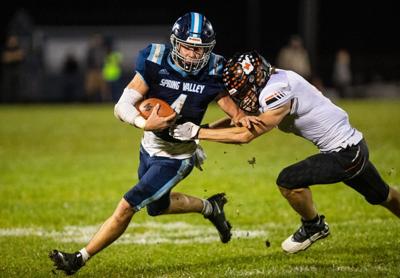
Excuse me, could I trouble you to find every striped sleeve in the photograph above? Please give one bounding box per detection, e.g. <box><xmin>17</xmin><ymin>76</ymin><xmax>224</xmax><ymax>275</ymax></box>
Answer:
<box><xmin>146</xmin><ymin>43</ymin><xmax>165</xmax><ymax>64</ymax></box>
<box><xmin>135</xmin><ymin>43</ymin><xmax>166</xmax><ymax>85</ymax></box>
<box><xmin>259</xmin><ymin>85</ymin><xmax>293</xmax><ymax>112</ymax></box>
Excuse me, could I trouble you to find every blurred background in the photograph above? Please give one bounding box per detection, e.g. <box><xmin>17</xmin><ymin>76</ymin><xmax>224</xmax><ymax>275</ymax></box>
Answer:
<box><xmin>1</xmin><ymin>0</ymin><xmax>399</xmax><ymax>104</ymax></box>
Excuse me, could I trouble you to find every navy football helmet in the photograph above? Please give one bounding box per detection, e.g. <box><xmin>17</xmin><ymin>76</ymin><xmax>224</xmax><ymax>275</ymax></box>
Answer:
<box><xmin>223</xmin><ymin>51</ymin><xmax>273</xmax><ymax>114</ymax></box>
<box><xmin>170</xmin><ymin>12</ymin><xmax>216</xmax><ymax>73</ymax></box>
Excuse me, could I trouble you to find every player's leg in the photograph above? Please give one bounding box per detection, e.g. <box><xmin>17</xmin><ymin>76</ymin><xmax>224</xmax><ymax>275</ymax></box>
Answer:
<box><xmin>141</xmin><ymin>157</ymin><xmax>231</xmax><ymax>243</ymax></box>
<box><xmin>159</xmin><ymin>191</ymin><xmax>232</xmax><ymax>243</ymax></box>
<box><xmin>276</xmin><ymin>147</ymin><xmax>360</xmax><ymax>253</ymax></box>
<box><xmin>277</xmin><ymin>148</ymin><xmax>351</xmax><ymax>218</ymax></box>
<box><xmin>344</xmin><ymin>160</ymin><xmax>400</xmax><ymax>218</ymax></box>
<box><xmin>49</xmin><ymin>198</ymin><xmax>135</xmax><ymax>275</ymax></box>
<box><xmin>341</xmin><ymin>139</ymin><xmax>400</xmax><ymax>217</ymax></box>
<box><xmin>381</xmin><ymin>187</ymin><xmax>400</xmax><ymax>217</ymax></box>
<box><xmin>86</xmin><ymin>198</ymin><xmax>135</xmax><ymax>255</ymax></box>
<box><xmin>277</xmin><ymin>139</ymin><xmax>387</xmax><ymax>253</ymax></box>
<box><xmin>49</xmin><ymin>147</ymin><xmax>151</xmax><ymax>275</ymax></box>
<box><xmin>162</xmin><ymin>191</ymin><xmax>204</xmax><ymax>213</ymax></box>
<box><xmin>278</xmin><ymin>187</ymin><xmax>317</xmax><ymax>221</ymax></box>
<box><xmin>276</xmin><ymin>153</ymin><xmax>336</xmax><ymax>253</ymax></box>
<box><xmin>131</xmin><ymin>155</ymin><xmax>195</xmax><ymax>215</ymax></box>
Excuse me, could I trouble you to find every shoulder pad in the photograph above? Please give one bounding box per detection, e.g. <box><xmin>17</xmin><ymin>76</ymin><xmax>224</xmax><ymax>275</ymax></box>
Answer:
<box><xmin>139</xmin><ymin>43</ymin><xmax>167</xmax><ymax>65</ymax></box>
<box><xmin>259</xmin><ymin>70</ymin><xmax>292</xmax><ymax>111</ymax></box>
<box><xmin>147</xmin><ymin>43</ymin><xmax>166</xmax><ymax>65</ymax></box>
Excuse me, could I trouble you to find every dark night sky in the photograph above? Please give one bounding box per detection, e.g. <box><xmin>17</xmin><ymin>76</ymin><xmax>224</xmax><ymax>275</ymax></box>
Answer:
<box><xmin>2</xmin><ymin>1</ymin><xmax>399</xmax><ymax>83</ymax></box>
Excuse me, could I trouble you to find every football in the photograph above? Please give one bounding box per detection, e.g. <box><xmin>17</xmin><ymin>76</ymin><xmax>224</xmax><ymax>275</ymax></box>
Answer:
<box><xmin>136</xmin><ymin>98</ymin><xmax>175</xmax><ymax>119</ymax></box>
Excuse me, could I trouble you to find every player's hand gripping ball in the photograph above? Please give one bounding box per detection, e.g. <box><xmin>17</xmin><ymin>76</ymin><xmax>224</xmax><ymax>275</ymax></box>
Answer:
<box><xmin>136</xmin><ymin>98</ymin><xmax>175</xmax><ymax>119</ymax></box>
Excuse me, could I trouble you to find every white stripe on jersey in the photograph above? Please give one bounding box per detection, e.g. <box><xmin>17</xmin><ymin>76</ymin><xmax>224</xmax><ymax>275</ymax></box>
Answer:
<box><xmin>149</xmin><ymin>44</ymin><xmax>164</xmax><ymax>64</ymax></box>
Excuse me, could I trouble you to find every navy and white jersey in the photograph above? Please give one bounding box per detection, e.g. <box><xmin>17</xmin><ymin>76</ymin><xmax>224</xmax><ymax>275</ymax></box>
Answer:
<box><xmin>135</xmin><ymin>43</ymin><xmax>226</xmax><ymax>158</ymax></box>
<box><xmin>259</xmin><ymin>69</ymin><xmax>363</xmax><ymax>152</ymax></box>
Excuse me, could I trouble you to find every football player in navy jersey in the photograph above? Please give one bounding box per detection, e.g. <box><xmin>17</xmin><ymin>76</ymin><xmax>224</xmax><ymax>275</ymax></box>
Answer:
<box><xmin>172</xmin><ymin>51</ymin><xmax>400</xmax><ymax>254</ymax></box>
<box><xmin>49</xmin><ymin>13</ymin><xmax>257</xmax><ymax>275</ymax></box>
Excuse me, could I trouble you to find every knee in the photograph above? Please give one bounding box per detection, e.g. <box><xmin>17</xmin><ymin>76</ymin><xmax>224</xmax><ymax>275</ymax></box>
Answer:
<box><xmin>278</xmin><ymin>186</ymin><xmax>291</xmax><ymax>199</ymax></box>
<box><xmin>146</xmin><ymin>200</ymin><xmax>168</xmax><ymax>217</ymax></box>
<box><xmin>276</xmin><ymin>168</ymin><xmax>298</xmax><ymax>189</ymax></box>
<box><xmin>366</xmin><ymin>196</ymin><xmax>387</xmax><ymax>205</ymax></box>
<box><xmin>113</xmin><ymin>198</ymin><xmax>135</xmax><ymax>223</ymax></box>
<box><xmin>278</xmin><ymin>186</ymin><xmax>306</xmax><ymax>199</ymax></box>
<box><xmin>366</xmin><ymin>188</ymin><xmax>390</xmax><ymax>205</ymax></box>
<box><xmin>146</xmin><ymin>205</ymin><xmax>162</xmax><ymax>217</ymax></box>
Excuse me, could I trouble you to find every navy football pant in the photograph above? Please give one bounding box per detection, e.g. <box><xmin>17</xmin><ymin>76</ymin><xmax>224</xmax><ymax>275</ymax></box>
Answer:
<box><xmin>124</xmin><ymin>146</ymin><xmax>194</xmax><ymax>216</ymax></box>
<box><xmin>277</xmin><ymin>139</ymin><xmax>389</xmax><ymax>204</ymax></box>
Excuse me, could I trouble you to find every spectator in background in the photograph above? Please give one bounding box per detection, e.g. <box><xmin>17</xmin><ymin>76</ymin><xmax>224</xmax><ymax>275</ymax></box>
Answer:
<box><xmin>332</xmin><ymin>49</ymin><xmax>352</xmax><ymax>98</ymax></box>
<box><xmin>1</xmin><ymin>35</ymin><xmax>25</xmax><ymax>102</ymax></box>
<box><xmin>61</xmin><ymin>53</ymin><xmax>81</xmax><ymax>102</ymax></box>
<box><xmin>84</xmin><ymin>34</ymin><xmax>108</xmax><ymax>102</ymax></box>
<box><xmin>276</xmin><ymin>35</ymin><xmax>311</xmax><ymax>81</ymax></box>
<box><xmin>102</xmin><ymin>39</ymin><xmax>123</xmax><ymax>102</ymax></box>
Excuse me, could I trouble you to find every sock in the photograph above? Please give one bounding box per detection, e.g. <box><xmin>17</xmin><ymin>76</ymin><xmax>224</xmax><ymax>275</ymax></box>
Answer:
<box><xmin>79</xmin><ymin>248</ymin><xmax>90</xmax><ymax>263</ymax></box>
<box><xmin>201</xmin><ymin>199</ymin><xmax>213</xmax><ymax>216</ymax></box>
<box><xmin>302</xmin><ymin>214</ymin><xmax>320</xmax><ymax>224</ymax></box>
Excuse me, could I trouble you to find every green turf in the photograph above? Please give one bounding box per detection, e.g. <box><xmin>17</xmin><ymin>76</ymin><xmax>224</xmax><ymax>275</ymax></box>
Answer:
<box><xmin>0</xmin><ymin>100</ymin><xmax>399</xmax><ymax>277</ymax></box>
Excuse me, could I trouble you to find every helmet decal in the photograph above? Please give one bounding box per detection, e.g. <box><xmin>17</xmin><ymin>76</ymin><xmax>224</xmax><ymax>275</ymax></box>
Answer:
<box><xmin>240</xmin><ymin>55</ymin><xmax>254</xmax><ymax>75</ymax></box>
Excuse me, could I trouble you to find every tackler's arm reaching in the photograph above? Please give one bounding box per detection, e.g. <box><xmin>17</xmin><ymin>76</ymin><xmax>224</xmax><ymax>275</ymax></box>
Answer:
<box><xmin>172</xmin><ymin>102</ymin><xmax>291</xmax><ymax>143</ymax></box>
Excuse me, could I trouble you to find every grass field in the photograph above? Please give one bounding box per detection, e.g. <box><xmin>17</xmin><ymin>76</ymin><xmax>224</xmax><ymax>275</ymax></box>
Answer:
<box><xmin>1</xmin><ymin>100</ymin><xmax>399</xmax><ymax>277</ymax></box>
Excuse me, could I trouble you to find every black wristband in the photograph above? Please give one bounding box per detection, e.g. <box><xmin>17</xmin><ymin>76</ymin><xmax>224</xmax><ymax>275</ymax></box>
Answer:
<box><xmin>200</xmin><ymin>123</ymin><xmax>209</xmax><ymax>128</ymax></box>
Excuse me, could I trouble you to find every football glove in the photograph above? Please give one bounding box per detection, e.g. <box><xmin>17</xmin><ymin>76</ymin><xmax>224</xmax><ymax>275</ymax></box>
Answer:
<box><xmin>170</xmin><ymin>122</ymin><xmax>200</xmax><ymax>141</ymax></box>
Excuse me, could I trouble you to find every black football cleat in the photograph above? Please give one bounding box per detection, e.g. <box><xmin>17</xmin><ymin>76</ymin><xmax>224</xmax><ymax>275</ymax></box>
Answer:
<box><xmin>49</xmin><ymin>249</ymin><xmax>84</xmax><ymax>275</ymax></box>
<box><xmin>205</xmin><ymin>193</ymin><xmax>232</xmax><ymax>243</ymax></box>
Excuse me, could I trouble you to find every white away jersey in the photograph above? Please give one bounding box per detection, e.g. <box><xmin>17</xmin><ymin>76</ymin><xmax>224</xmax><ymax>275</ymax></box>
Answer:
<box><xmin>258</xmin><ymin>69</ymin><xmax>362</xmax><ymax>152</ymax></box>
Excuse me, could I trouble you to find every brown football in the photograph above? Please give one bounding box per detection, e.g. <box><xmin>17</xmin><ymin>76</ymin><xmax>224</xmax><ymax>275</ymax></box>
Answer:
<box><xmin>136</xmin><ymin>98</ymin><xmax>175</xmax><ymax>119</ymax></box>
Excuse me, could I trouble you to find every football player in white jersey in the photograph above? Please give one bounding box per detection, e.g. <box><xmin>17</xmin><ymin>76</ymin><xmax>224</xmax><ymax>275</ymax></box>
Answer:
<box><xmin>172</xmin><ymin>51</ymin><xmax>400</xmax><ymax>254</ymax></box>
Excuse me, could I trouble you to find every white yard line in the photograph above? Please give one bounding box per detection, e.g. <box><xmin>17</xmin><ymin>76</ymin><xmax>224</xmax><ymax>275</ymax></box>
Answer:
<box><xmin>0</xmin><ymin>221</ymin><xmax>268</xmax><ymax>245</ymax></box>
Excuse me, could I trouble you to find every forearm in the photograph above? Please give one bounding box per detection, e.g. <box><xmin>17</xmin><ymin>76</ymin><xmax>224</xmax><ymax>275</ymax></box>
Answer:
<box><xmin>114</xmin><ymin>88</ymin><xmax>146</xmax><ymax>128</ymax></box>
<box><xmin>198</xmin><ymin>126</ymin><xmax>251</xmax><ymax>143</ymax></box>
<box><xmin>198</xmin><ymin>121</ymin><xmax>275</xmax><ymax>143</ymax></box>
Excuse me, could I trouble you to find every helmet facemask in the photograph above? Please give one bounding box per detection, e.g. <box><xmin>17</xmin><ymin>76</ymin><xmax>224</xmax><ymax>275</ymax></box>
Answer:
<box><xmin>170</xmin><ymin>34</ymin><xmax>215</xmax><ymax>73</ymax></box>
<box><xmin>232</xmin><ymin>84</ymin><xmax>260</xmax><ymax>114</ymax></box>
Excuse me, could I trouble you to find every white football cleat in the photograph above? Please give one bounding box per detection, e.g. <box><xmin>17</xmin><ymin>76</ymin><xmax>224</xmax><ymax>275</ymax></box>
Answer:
<box><xmin>282</xmin><ymin>215</ymin><xmax>330</xmax><ymax>254</ymax></box>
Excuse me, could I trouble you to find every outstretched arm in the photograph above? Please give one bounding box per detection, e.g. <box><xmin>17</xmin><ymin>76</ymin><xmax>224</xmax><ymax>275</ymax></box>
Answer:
<box><xmin>198</xmin><ymin>102</ymin><xmax>291</xmax><ymax>143</ymax></box>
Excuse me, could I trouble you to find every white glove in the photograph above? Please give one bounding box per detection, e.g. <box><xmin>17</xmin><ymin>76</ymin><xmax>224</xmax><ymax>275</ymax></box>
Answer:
<box><xmin>194</xmin><ymin>144</ymin><xmax>207</xmax><ymax>171</ymax></box>
<box><xmin>170</xmin><ymin>122</ymin><xmax>200</xmax><ymax>141</ymax></box>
